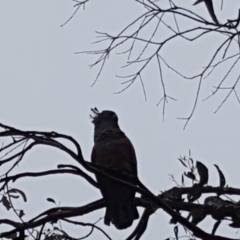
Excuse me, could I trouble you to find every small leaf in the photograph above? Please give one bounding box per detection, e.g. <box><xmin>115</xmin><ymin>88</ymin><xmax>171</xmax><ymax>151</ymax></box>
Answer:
<box><xmin>189</xmin><ymin>158</ymin><xmax>194</xmax><ymax>167</ymax></box>
<box><xmin>181</xmin><ymin>174</ymin><xmax>184</xmax><ymax>185</ymax></box>
<box><xmin>196</xmin><ymin>161</ymin><xmax>208</xmax><ymax>185</ymax></box>
<box><xmin>214</xmin><ymin>164</ymin><xmax>226</xmax><ymax>188</ymax></box>
<box><xmin>9</xmin><ymin>194</ymin><xmax>20</xmax><ymax>199</ymax></box>
<box><xmin>212</xmin><ymin>220</ymin><xmax>221</xmax><ymax>235</ymax></box>
<box><xmin>19</xmin><ymin>210</ymin><xmax>25</xmax><ymax>218</ymax></box>
<box><xmin>2</xmin><ymin>195</ymin><xmax>11</xmax><ymax>210</ymax></box>
<box><xmin>58</xmin><ymin>164</ymin><xmax>64</xmax><ymax>169</ymax></box>
<box><xmin>188</xmin><ymin>183</ymin><xmax>202</xmax><ymax>202</ymax></box>
<box><xmin>7</xmin><ymin>188</ymin><xmax>27</xmax><ymax>202</ymax></box>
<box><xmin>183</xmin><ymin>225</ymin><xmax>188</xmax><ymax>234</ymax></box>
<box><xmin>184</xmin><ymin>171</ymin><xmax>195</xmax><ymax>180</ymax></box>
<box><xmin>46</xmin><ymin>198</ymin><xmax>56</xmax><ymax>204</ymax></box>
<box><xmin>178</xmin><ymin>158</ymin><xmax>187</xmax><ymax>168</ymax></box>
<box><xmin>174</xmin><ymin>225</ymin><xmax>178</xmax><ymax>240</ymax></box>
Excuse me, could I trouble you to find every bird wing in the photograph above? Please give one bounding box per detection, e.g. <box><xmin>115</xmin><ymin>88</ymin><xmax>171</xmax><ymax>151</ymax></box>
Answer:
<box><xmin>92</xmin><ymin>136</ymin><xmax>137</xmax><ymax>177</ymax></box>
<box><xmin>91</xmin><ymin>134</ymin><xmax>139</xmax><ymax>229</ymax></box>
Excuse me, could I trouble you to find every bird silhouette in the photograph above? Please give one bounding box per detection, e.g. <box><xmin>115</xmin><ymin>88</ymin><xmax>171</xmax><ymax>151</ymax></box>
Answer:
<box><xmin>193</xmin><ymin>0</ymin><xmax>219</xmax><ymax>24</ymax></box>
<box><xmin>91</xmin><ymin>108</ymin><xmax>139</xmax><ymax>229</ymax></box>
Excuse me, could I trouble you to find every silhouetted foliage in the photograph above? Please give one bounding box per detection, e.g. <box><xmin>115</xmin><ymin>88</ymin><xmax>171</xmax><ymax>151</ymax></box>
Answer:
<box><xmin>69</xmin><ymin>0</ymin><xmax>240</xmax><ymax>128</ymax></box>
<box><xmin>0</xmin><ymin>121</ymin><xmax>240</xmax><ymax>240</ymax></box>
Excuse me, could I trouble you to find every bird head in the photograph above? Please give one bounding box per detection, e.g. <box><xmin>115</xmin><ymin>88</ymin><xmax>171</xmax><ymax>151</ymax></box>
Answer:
<box><xmin>90</xmin><ymin>107</ymin><xmax>119</xmax><ymax>131</ymax></box>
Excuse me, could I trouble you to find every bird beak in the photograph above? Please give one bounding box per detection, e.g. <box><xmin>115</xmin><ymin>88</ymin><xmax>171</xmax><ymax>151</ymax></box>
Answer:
<box><xmin>90</xmin><ymin>107</ymin><xmax>100</xmax><ymax>120</ymax></box>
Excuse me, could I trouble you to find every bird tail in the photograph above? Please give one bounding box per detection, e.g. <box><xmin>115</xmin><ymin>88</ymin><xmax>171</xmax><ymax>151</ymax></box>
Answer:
<box><xmin>105</xmin><ymin>203</ymin><xmax>139</xmax><ymax>230</ymax></box>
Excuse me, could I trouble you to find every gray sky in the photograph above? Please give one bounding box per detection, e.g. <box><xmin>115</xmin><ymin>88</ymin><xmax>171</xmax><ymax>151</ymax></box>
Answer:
<box><xmin>0</xmin><ymin>0</ymin><xmax>240</xmax><ymax>239</ymax></box>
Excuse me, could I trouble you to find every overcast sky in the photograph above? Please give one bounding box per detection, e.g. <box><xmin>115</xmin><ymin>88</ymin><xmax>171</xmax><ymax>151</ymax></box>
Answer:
<box><xmin>0</xmin><ymin>0</ymin><xmax>240</xmax><ymax>239</ymax></box>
